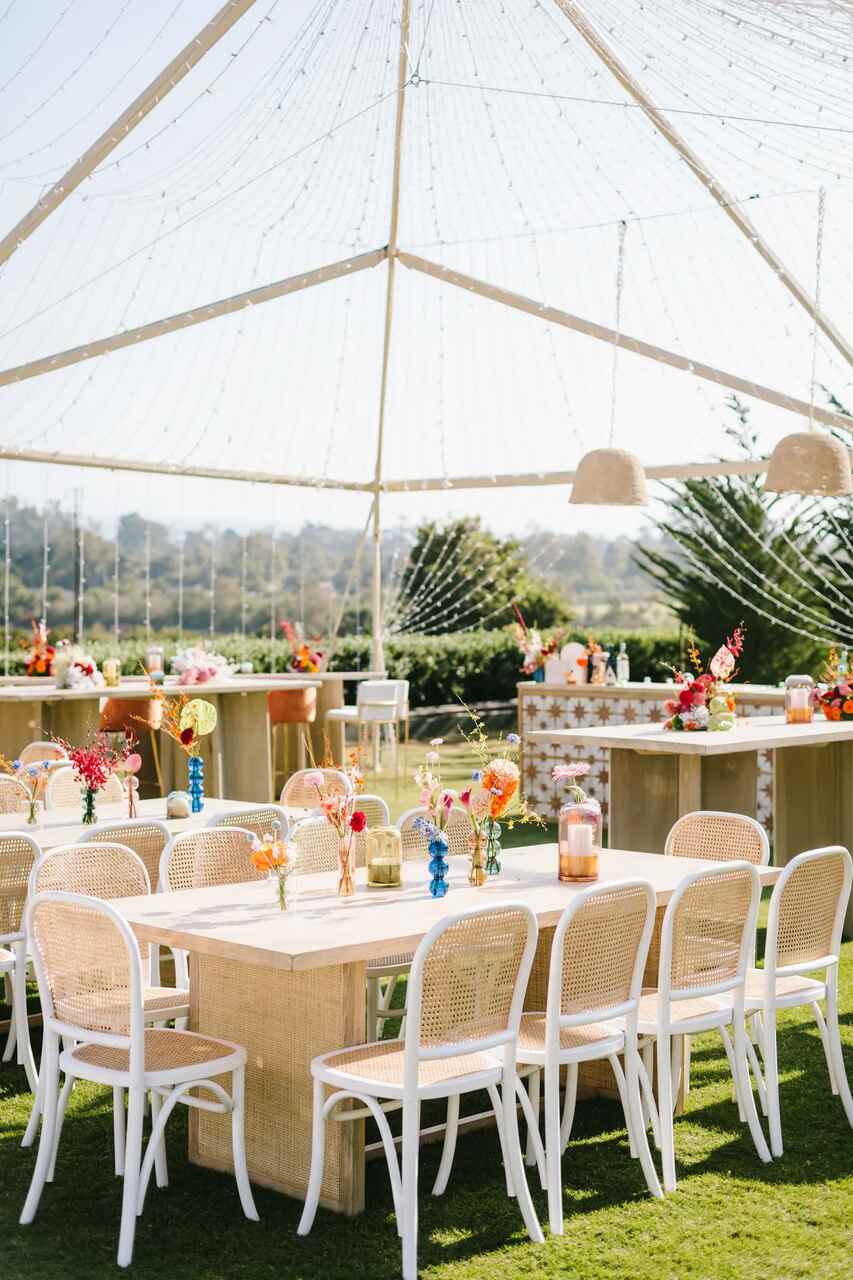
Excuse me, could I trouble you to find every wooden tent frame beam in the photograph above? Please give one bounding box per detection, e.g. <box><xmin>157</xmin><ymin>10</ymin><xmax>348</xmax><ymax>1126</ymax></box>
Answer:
<box><xmin>0</xmin><ymin>0</ymin><xmax>262</xmax><ymax>269</ymax></box>
<box><xmin>552</xmin><ymin>0</ymin><xmax>853</xmax><ymax>368</ymax></box>
<box><xmin>0</xmin><ymin>250</ymin><xmax>385</xmax><ymax>388</ymax></box>
<box><xmin>398</xmin><ymin>251</ymin><xmax>853</xmax><ymax>433</ymax></box>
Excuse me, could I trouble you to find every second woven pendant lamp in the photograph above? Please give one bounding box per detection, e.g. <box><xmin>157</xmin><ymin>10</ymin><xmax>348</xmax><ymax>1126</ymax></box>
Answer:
<box><xmin>570</xmin><ymin>223</ymin><xmax>648</xmax><ymax>507</ymax></box>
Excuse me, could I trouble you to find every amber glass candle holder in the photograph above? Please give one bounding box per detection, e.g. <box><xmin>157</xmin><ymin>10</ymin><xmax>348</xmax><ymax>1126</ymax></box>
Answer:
<box><xmin>365</xmin><ymin>826</ymin><xmax>402</xmax><ymax>889</ymax></box>
<box><xmin>785</xmin><ymin>674</ymin><xmax>814</xmax><ymax>725</ymax></box>
<box><xmin>558</xmin><ymin>797</ymin><xmax>601</xmax><ymax>883</ymax></box>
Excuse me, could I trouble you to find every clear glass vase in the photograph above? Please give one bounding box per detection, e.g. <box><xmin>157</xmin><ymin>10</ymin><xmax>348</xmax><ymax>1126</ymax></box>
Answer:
<box><xmin>467</xmin><ymin>830</ymin><xmax>487</xmax><ymax>887</ymax></box>
<box><xmin>338</xmin><ymin>835</ymin><xmax>355</xmax><ymax>897</ymax></box>
<box><xmin>26</xmin><ymin>796</ymin><xmax>40</xmax><ymax>826</ymax></box>
<box><xmin>81</xmin><ymin>785</ymin><xmax>97</xmax><ymax>825</ymax></box>
<box><xmin>558</xmin><ymin>795</ymin><xmax>602</xmax><ymax>883</ymax></box>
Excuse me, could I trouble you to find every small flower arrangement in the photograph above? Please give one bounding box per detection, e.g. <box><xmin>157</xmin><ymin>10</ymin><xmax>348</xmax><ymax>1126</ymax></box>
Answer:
<box><xmin>281</xmin><ymin>620</ymin><xmax>325</xmax><ymax>673</ymax></box>
<box><xmin>344</xmin><ymin>748</ymin><xmax>364</xmax><ymax>793</ymax></box>
<box><xmin>0</xmin><ymin>754</ymin><xmax>62</xmax><ymax>823</ymax></box>
<box><xmin>552</xmin><ymin>760</ymin><xmax>591</xmax><ymax>802</ymax></box>
<box><xmin>24</xmin><ymin>619</ymin><xmax>55</xmax><ymax>677</ymax></box>
<box><xmin>141</xmin><ymin>688</ymin><xmax>218</xmax><ymax>756</ymax></box>
<box><xmin>512</xmin><ymin>605</ymin><xmax>562</xmax><ymax>677</ymax></box>
<box><xmin>412</xmin><ymin>738</ymin><xmax>456</xmax><ymax>838</ymax></box>
<box><xmin>815</xmin><ymin>649</ymin><xmax>853</xmax><ymax>720</ymax></box>
<box><xmin>53</xmin><ymin>731</ymin><xmax>136</xmax><ymax>823</ymax></box>
<box><xmin>170</xmin><ymin>644</ymin><xmax>232</xmax><ymax>685</ymax></box>
<box><xmin>302</xmin><ymin>770</ymin><xmax>365</xmax><ymax>896</ymax></box>
<box><xmin>457</xmin><ymin>712</ymin><xmax>542</xmax><ymax>882</ymax></box>
<box><xmin>251</xmin><ymin>822</ymin><xmax>299</xmax><ymax>910</ymax></box>
<box><xmin>53</xmin><ymin>640</ymin><xmax>104</xmax><ymax>689</ymax></box>
<box><xmin>662</xmin><ymin>626</ymin><xmax>745</xmax><ymax>732</ymax></box>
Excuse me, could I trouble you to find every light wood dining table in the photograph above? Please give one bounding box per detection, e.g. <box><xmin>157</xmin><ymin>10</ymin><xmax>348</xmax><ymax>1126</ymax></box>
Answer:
<box><xmin>114</xmin><ymin>844</ymin><xmax>780</xmax><ymax>1216</ymax></box>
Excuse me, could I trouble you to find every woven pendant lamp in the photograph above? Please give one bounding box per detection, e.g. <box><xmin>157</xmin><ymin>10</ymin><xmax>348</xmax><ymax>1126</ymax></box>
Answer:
<box><xmin>570</xmin><ymin>223</ymin><xmax>649</xmax><ymax>507</ymax></box>
<box><xmin>569</xmin><ymin>447</ymin><xmax>648</xmax><ymax>505</ymax></box>
<box><xmin>765</xmin><ymin>189</ymin><xmax>853</xmax><ymax>498</ymax></box>
<box><xmin>764</xmin><ymin>430</ymin><xmax>853</xmax><ymax>496</ymax></box>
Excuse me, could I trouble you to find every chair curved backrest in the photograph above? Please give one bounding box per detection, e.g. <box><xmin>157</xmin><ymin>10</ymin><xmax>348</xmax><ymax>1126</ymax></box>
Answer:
<box><xmin>766</xmin><ymin>846</ymin><xmax>852</xmax><ymax>982</ymax></box>
<box><xmin>545</xmin><ymin>879</ymin><xmax>655</xmax><ymax>1049</ymax></box>
<box><xmin>206</xmin><ymin>805</ymin><xmax>290</xmax><ymax>842</ymax></box>
<box><xmin>664</xmin><ymin>811</ymin><xmax>770</xmax><ymax>866</ymax></box>
<box><xmin>160</xmin><ymin>827</ymin><xmax>261</xmax><ymax>893</ymax></box>
<box><xmin>30</xmin><ymin>841</ymin><xmax>150</xmax><ymax>900</ymax></box>
<box><xmin>0</xmin><ymin>774</ymin><xmax>29</xmax><ymax>814</ymax></box>
<box><xmin>355</xmin><ymin>681</ymin><xmax>400</xmax><ymax>723</ymax></box>
<box><xmin>658</xmin><ymin>861</ymin><xmax>759</xmax><ymax>1006</ymax></box>
<box><xmin>0</xmin><ymin>832</ymin><xmax>41</xmax><ymax>943</ymax></box>
<box><xmin>396</xmin><ymin>805</ymin><xmax>470</xmax><ymax>862</ymax></box>
<box><xmin>76</xmin><ymin>820</ymin><xmax>171</xmax><ymax>890</ymax></box>
<box><xmin>280</xmin><ymin>768</ymin><xmax>352</xmax><ymax>809</ymax></box>
<box><xmin>404</xmin><ymin>902</ymin><xmax>537</xmax><ymax>1089</ymax></box>
<box><xmin>27</xmin><ymin>890</ymin><xmax>145</xmax><ymax>1047</ymax></box>
<box><xmin>356</xmin><ymin>794</ymin><xmax>390</xmax><ymax>828</ymax></box>
<box><xmin>45</xmin><ymin>765</ymin><xmax>125</xmax><ymax>810</ymax></box>
<box><xmin>18</xmin><ymin>741</ymin><xmax>68</xmax><ymax>766</ymax></box>
<box><xmin>291</xmin><ymin>817</ymin><xmax>340</xmax><ymax>875</ymax></box>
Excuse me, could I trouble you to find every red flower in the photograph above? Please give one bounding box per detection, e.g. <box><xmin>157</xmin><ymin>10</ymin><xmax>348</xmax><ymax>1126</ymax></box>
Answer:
<box><xmin>179</xmin><ymin>727</ymin><xmax>195</xmax><ymax>746</ymax></box>
<box><xmin>349</xmin><ymin>810</ymin><xmax>367</xmax><ymax>833</ymax></box>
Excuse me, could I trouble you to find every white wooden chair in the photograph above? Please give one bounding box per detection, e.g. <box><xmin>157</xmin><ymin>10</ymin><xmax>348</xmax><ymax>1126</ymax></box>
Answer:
<box><xmin>45</xmin><ymin>765</ymin><xmax>124</xmax><ymax>810</ymax></box>
<box><xmin>0</xmin><ymin>775</ymin><xmax>30</xmax><ymax>814</ymax></box>
<box><xmin>206</xmin><ymin>804</ymin><xmax>291</xmax><ymax>843</ymax></box>
<box><xmin>22</xmin><ymin>842</ymin><xmax>190</xmax><ymax>1156</ymax></box>
<box><xmin>279</xmin><ymin>767</ymin><xmax>352</xmax><ymax>810</ymax></box>
<box><xmin>0</xmin><ymin>832</ymin><xmax>40</xmax><ymax>1092</ymax></box>
<box><xmin>665</xmin><ymin>811</ymin><xmax>770</xmax><ymax>866</ymax></box>
<box><xmin>734</xmin><ymin>845</ymin><xmax>853</xmax><ymax>1157</ymax></box>
<box><xmin>326</xmin><ymin>680</ymin><xmax>409</xmax><ymax>768</ymax></box>
<box><xmin>20</xmin><ymin>891</ymin><xmax>258</xmax><ymax>1266</ymax></box>
<box><xmin>76</xmin><ymin>819</ymin><xmax>171</xmax><ymax>893</ymax></box>
<box><xmin>18</xmin><ymin>742</ymin><xmax>68</xmax><ymax>766</ymax></box>
<box><xmin>355</xmin><ymin>794</ymin><xmax>390</xmax><ymax>829</ymax></box>
<box><xmin>513</xmin><ymin>879</ymin><xmax>662</xmax><ymax>1232</ymax></box>
<box><xmin>637</xmin><ymin>861</ymin><xmax>771</xmax><ymax>1192</ymax></box>
<box><xmin>297</xmin><ymin>902</ymin><xmax>543</xmax><ymax>1280</ymax></box>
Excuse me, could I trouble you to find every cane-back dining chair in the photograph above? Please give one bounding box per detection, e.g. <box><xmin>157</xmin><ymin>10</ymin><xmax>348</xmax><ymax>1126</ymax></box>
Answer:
<box><xmin>206</xmin><ymin>804</ymin><xmax>291</xmax><ymax>843</ymax></box>
<box><xmin>279</xmin><ymin>767</ymin><xmax>351</xmax><ymax>810</ymax></box>
<box><xmin>45</xmin><ymin>766</ymin><xmax>124</xmax><ymax>810</ymax></box>
<box><xmin>0</xmin><ymin>832</ymin><xmax>40</xmax><ymax>1092</ymax></box>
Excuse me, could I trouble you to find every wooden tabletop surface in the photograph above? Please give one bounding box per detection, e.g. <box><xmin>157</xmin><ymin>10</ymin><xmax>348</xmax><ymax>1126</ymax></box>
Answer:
<box><xmin>0</xmin><ymin>676</ymin><xmax>322</xmax><ymax>703</ymax></box>
<box><xmin>528</xmin><ymin>714</ymin><xmax>853</xmax><ymax>755</ymax></box>
<box><xmin>112</xmin><ymin>845</ymin><xmax>780</xmax><ymax>974</ymax></box>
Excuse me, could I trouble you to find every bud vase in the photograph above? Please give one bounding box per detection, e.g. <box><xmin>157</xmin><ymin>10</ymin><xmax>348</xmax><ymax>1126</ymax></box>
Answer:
<box><xmin>428</xmin><ymin>832</ymin><xmax>449</xmax><ymax>898</ymax></box>
<box><xmin>467</xmin><ymin>830</ymin><xmax>487</xmax><ymax>887</ymax></box>
<box><xmin>484</xmin><ymin>818</ymin><xmax>502</xmax><ymax>877</ymax></box>
<box><xmin>338</xmin><ymin>836</ymin><xmax>355</xmax><ymax>897</ymax></box>
<box><xmin>81</xmin><ymin>785</ymin><xmax>97</xmax><ymax>825</ymax></box>
<box><xmin>187</xmin><ymin>754</ymin><xmax>204</xmax><ymax>813</ymax></box>
<box><xmin>26</xmin><ymin>797</ymin><xmax>40</xmax><ymax>826</ymax></box>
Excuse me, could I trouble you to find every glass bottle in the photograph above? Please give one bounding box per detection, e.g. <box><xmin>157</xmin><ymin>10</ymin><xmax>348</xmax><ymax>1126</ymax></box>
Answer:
<box><xmin>366</xmin><ymin>826</ymin><xmax>402</xmax><ymax>888</ymax></box>
<box><xmin>558</xmin><ymin>794</ymin><xmax>602</xmax><ymax>883</ymax></box>
<box><xmin>784</xmin><ymin>674</ymin><xmax>814</xmax><ymax>725</ymax></box>
<box><xmin>616</xmin><ymin>642</ymin><xmax>630</xmax><ymax>685</ymax></box>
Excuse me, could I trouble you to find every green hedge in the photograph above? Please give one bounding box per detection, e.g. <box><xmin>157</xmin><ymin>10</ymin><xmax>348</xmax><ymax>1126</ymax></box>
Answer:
<box><xmin>5</xmin><ymin>629</ymin><xmax>681</xmax><ymax>708</ymax></box>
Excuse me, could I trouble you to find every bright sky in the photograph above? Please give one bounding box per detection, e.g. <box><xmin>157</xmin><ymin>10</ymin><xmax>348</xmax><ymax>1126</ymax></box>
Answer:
<box><xmin>1</xmin><ymin>0</ymin><xmax>852</xmax><ymax>540</ymax></box>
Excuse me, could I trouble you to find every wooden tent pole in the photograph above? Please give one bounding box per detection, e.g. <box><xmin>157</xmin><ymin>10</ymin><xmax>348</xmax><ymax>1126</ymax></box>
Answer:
<box><xmin>0</xmin><ymin>0</ymin><xmax>262</xmax><ymax>269</ymax></box>
<box><xmin>552</xmin><ymin>0</ymin><xmax>853</xmax><ymax>368</ymax></box>
<box><xmin>398</xmin><ymin>251</ymin><xmax>853</xmax><ymax>434</ymax></box>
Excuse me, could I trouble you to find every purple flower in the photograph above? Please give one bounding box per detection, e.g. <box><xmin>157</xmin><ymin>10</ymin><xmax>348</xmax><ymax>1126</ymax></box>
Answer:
<box><xmin>471</xmin><ymin>769</ymin><xmax>483</xmax><ymax>782</ymax></box>
<box><xmin>506</xmin><ymin>732</ymin><xmax>520</xmax><ymax>745</ymax></box>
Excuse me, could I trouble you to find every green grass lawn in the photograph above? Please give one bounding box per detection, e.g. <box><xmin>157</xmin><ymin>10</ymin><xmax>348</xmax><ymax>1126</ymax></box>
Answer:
<box><xmin>1</xmin><ymin>900</ymin><xmax>851</xmax><ymax>1279</ymax></box>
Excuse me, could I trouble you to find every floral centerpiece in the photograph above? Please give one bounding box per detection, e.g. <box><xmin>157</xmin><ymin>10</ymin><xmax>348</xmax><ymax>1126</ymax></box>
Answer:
<box><xmin>280</xmin><ymin>621</ymin><xmax>325</xmax><ymax>673</ymax></box>
<box><xmin>0</xmin><ymin>754</ymin><xmax>63</xmax><ymax>824</ymax></box>
<box><xmin>140</xmin><ymin>690</ymin><xmax>217</xmax><ymax>811</ymax></box>
<box><xmin>53</xmin><ymin>731</ymin><xmax>135</xmax><ymax>824</ymax></box>
<box><xmin>457</xmin><ymin>715</ymin><xmax>542</xmax><ymax>885</ymax></box>
<box><xmin>251</xmin><ymin>821</ymin><xmax>299</xmax><ymax>910</ymax></box>
<box><xmin>814</xmin><ymin>648</ymin><xmax>853</xmax><ymax>720</ymax></box>
<box><xmin>53</xmin><ymin>640</ymin><xmax>104</xmax><ymax>690</ymax></box>
<box><xmin>553</xmin><ymin>761</ymin><xmax>602</xmax><ymax>879</ymax></box>
<box><xmin>302</xmin><ymin>770</ymin><xmax>365</xmax><ymax>896</ymax></box>
<box><xmin>170</xmin><ymin>644</ymin><xmax>232</xmax><ymax>685</ymax></box>
<box><xmin>412</xmin><ymin>738</ymin><xmax>456</xmax><ymax>897</ymax></box>
<box><xmin>24</xmin><ymin>619</ymin><xmax>55</xmax><ymax>677</ymax></box>
<box><xmin>662</xmin><ymin>626</ymin><xmax>745</xmax><ymax>732</ymax></box>
<box><xmin>512</xmin><ymin>605</ymin><xmax>562</xmax><ymax>680</ymax></box>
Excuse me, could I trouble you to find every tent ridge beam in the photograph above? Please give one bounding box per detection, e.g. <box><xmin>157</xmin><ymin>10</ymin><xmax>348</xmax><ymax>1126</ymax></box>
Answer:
<box><xmin>0</xmin><ymin>249</ymin><xmax>386</xmax><ymax>388</ymax></box>
<box><xmin>0</xmin><ymin>447</ymin><xmax>372</xmax><ymax>491</ymax></box>
<box><xmin>552</xmin><ymin>0</ymin><xmax>853</xmax><ymax>368</ymax></box>
<box><xmin>381</xmin><ymin>459</ymin><xmax>771</xmax><ymax>492</ymax></box>
<box><xmin>398</xmin><ymin>251</ymin><xmax>853</xmax><ymax>433</ymax></box>
<box><xmin>0</xmin><ymin>0</ymin><xmax>263</xmax><ymax>269</ymax></box>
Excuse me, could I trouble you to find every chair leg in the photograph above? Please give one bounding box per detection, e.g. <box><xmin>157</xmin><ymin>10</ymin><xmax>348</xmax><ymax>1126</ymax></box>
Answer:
<box><xmin>525</xmin><ymin>1069</ymin><xmax>540</xmax><ymax>1166</ymax></box>
<box><xmin>656</xmin><ymin>1034</ymin><xmax>677</xmax><ymax>1193</ymax></box>
<box><xmin>623</xmin><ymin>1046</ymin><xmax>663</xmax><ymax>1199</ymax></box>
<box><xmin>825</xmin><ymin>982</ymin><xmax>853</xmax><ymax>1129</ymax></box>
<box><xmin>431</xmin><ymin>1094</ymin><xmax>459</xmax><ymax>1196</ymax></box>
<box><xmin>754</xmin><ymin>1007</ymin><xmax>778</xmax><ymax>1149</ymax></box>
<box><xmin>812</xmin><ymin>1001</ymin><xmax>839</xmax><ymax>1096</ymax></box>
<box><xmin>544</xmin><ymin>1062</ymin><xmax>563</xmax><ymax>1235</ymax></box>
<box><xmin>19</xmin><ymin>1030</ymin><xmax>60</xmax><ymax>1225</ymax></box>
<box><xmin>719</xmin><ymin>1025</ymin><xmax>746</xmax><ymax>1122</ymax></box>
<box><xmin>113</xmin><ymin>1086</ymin><xmax>126</xmax><ymax>1177</ymax></box>
<box><xmin>560</xmin><ymin>1062</ymin><xmax>578</xmax><ymax>1153</ymax></box>
<box><xmin>2</xmin><ymin>976</ymin><xmax>16</xmax><ymax>1061</ymax></box>
<box><xmin>514</xmin><ymin>1076</ymin><xmax>547</xmax><ymax>1189</ymax></box>
<box><xmin>22</xmin><ymin>1068</ymin><xmax>46</xmax><ymax>1149</ymax></box>
<box><xmin>117</xmin><ymin>1088</ymin><xmax>145</xmax><ymax>1267</ymax></box>
<box><xmin>609</xmin><ymin>1053</ymin><xmax>638</xmax><ymax>1158</ymax></box>
<box><xmin>503</xmin><ymin>1065</ymin><xmax>544</xmax><ymax>1245</ymax></box>
<box><xmin>149</xmin><ymin>1091</ymin><xmax>169</xmax><ymax>1190</ymax></box>
<box><xmin>47</xmin><ymin>1073</ymin><xmax>75</xmax><ymax>1182</ymax></box>
<box><xmin>486</xmin><ymin>1083</ymin><xmax>514</xmax><ymax>1196</ymax></box>
<box><xmin>366</xmin><ymin>977</ymin><xmax>379</xmax><ymax>1042</ymax></box>
<box><xmin>297</xmin><ymin>1078</ymin><xmax>328</xmax><ymax>1236</ymax></box>
<box><xmin>231</xmin><ymin>1065</ymin><xmax>259</xmax><ymax>1220</ymax></box>
<box><xmin>13</xmin><ymin>940</ymin><xmax>38</xmax><ymax>1092</ymax></box>
<box><xmin>729</xmin><ymin>1019</ymin><xmax>772</xmax><ymax>1164</ymax></box>
<box><xmin>400</xmin><ymin>1100</ymin><xmax>420</xmax><ymax>1280</ymax></box>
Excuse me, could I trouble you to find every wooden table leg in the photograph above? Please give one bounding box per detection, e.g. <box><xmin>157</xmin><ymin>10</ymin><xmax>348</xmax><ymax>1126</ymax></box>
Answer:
<box><xmin>188</xmin><ymin>952</ymin><xmax>366</xmax><ymax>1213</ymax></box>
<box><xmin>218</xmin><ymin>690</ymin><xmax>272</xmax><ymax>802</ymax></box>
<box><xmin>0</xmin><ymin>697</ymin><xmax>44</xmax><ymax>757</ymax></box>
<box><xmin>311</xmin><ymin>677</ymin><xmax>345</xmax><ymax>766</ymax></box>
<box><xmin>47</xmin><ymin>697</ymin><xmax>100</xmax><ymax>745</ymax></box>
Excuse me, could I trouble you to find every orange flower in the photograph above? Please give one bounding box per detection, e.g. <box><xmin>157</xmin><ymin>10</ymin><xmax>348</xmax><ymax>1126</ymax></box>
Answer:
<box><xmin>481</xmin><ymin>759</ymin><xmax>520</xmax><ymax>820</ymax></box>
<box><xmin>843</xmin><ymin>700</ymin><xmax>853</xmax><ymax>715</ymax></box>
<box><xmin>829</xmin><ymin>706</ymin><xmax>842</xmax><ymax>721</ymax></box>
<box><xmin>251</xmin><ymin>842</ymin><xmax>287</xmax><ymax>873</ymax></box>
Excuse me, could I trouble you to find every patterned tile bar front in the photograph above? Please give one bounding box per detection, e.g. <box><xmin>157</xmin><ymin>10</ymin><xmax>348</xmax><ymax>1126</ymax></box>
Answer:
<box><xmin>518</xmin><ymin>681</ymin><xmax>784</xmax><ymax>837</ymax></box>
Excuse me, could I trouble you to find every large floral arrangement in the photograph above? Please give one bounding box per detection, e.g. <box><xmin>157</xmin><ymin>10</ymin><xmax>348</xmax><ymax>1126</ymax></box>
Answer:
<box><xmin>512</xmin><ymin>605</ymin><xmax>562</xmax><ymax>676</ymax></box>
<box><xmin>54</xmin><ymin>731</ymin><xmax>135</xmax><ymax>792</ymax></box>
<box><xmin>662</xmin><ymin>627</ymin><xmax>745</xmax><ymax>732</ymax></box>
<box><xmin>139</xmin><ymin>687</ymin><xmax>218</xmax><ymax>756</ymax></box>
<box><xmin>280</xmin><ymin>620</ymin><xmax>325</xmax><ymax>673</ymax></box>
<box><xmin>24</xmin><ymin>619</ymin><xmax>55</xmax><ymax>677</ymax></box>
<box><xmin>815</xmin><ymin>649</ymin><xmax>853</xmax><ymax>720</ymax></box>
<box><xmin>53</xmin><ymin>640</ymin><xmax>104</xmax><ymax>689</ymax></box>
<box><xmin>170</xmin><ymin>644</ymin><xmax>232</xmax><ymax>685</ymax></box>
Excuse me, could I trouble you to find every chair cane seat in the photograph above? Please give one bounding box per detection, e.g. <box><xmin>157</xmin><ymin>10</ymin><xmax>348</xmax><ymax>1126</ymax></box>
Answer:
<box><xmin>516</xmin><ymin>1012</ymin><xmax>623</xmax><ymax>1057</ymax></box>
<box><xmin>0</xmin><ymin>946</ymin><xmax>15</xmax><ymax>970</ymax></box>
<box><xmin>55</xmin><ymin>986</ymin><xmax>190</xmax><ymax>1033</ymax></box>
<box><xmin>637</xmin><ymin>988</ymin><xmax>730</xmax><ymax>1031</ymax></box>
<box><xmin>740</xmin><ymin>968</ymin><xmax>826</xmax><ymax>1005</ymax></box>
<box><xmin>65</xmin><ymin>1027</ymin><xmax>240</xmax><ymax>1079</ymax></box>
<box><xmin>322</xmin><ymin>1039</ymin><xmax>498</xmax><ymax>1091</ymax></box>
<box><xmin>367</xmin><ymin>951</ymin><xmax>414</xmax><ymax>974</ymax></box>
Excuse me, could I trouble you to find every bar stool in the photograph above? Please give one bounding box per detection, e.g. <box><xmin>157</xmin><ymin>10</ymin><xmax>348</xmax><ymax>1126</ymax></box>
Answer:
<box><xmin>99</xmin><ymin>698</ymin><xmax>164</xmax><ymax>797</ymax></box>
<box><xmin>268</xmin><ymin>687</ymin><xmax>317</xmax><ymax>802</ymax></box>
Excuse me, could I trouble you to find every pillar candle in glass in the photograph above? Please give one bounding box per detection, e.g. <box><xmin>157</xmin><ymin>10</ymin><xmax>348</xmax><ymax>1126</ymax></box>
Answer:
<box><xmin>365</xmin><ymin>826</ymin><xmax>402</xmax><ymax>888</ymax></box>
<box><xmin>103</xmin><ymin>657</ymin><xmax>121</xmax><ymax>688</ymax></box>
<box><xmin>145</xmin><ymin>644</ymin><xmax>164</xmax><ymax>675</ymax></box>
<box><xmin>784</xmin><ymin>674</ymin><xmax>814</xmax><ymax>725</ymax></box>
<box><xmin>558</xmin><ymin>795</ymin><xmax>602</xmax><ymax>883</ymax></box>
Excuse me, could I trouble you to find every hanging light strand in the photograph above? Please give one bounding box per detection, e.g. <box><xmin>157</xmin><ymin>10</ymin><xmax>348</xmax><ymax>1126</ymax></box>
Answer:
<box><xmin>144</xmin><ymin>520</ymin><xmax>151</xmax><ymax>640</ymax></box>
<box><xmin>3</xmin><ymin>485</ymin><xmax>10</xmax><ymax>676</ymax></box>
<box><xmin>609</xmin><ymin>220</ymin><xmax>627</xmax><ymax>448</ymax></box>
<box><xmin>807</xmin><ymin>185</ymin><xmax>825</xmax><ymax>432</ymax></box>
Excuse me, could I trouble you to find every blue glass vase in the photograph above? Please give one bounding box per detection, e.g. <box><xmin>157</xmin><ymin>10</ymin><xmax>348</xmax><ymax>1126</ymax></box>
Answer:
<box><xmin>533</xmin><ymin>668</ymin><xmax>545</xmax><ymax>683</ymax></box>
<box><xmin>187</xmin><ymin>754</ymin><xmax>204</xmax><ymax>813</ymax></box>
<box><xmin>428</xmin><ymin>833</ymin><xmax>449</xmax><ymax>898</ymax></box>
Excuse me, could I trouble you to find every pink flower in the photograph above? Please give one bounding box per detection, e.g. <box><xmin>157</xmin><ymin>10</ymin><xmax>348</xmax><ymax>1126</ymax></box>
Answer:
<box><xmin>691</xmin><ymin>690</ymin><xmax>706</xmax><ymax>707</ymax></box>
<box><xmin>303</xmin><ymin>770</ymin><xmax>324</xmax><ymax>790</ymax></box>
<box><xmin>124</xmin><ymin>753</ymin><xmax>142</xmax><ymax>774</ymax></box>
<box><xmin>459</xmin><ymin>788</ymin><xmax>472</xmax><ymax>808</ymax></box>
<box><xmin>552</xmin><ymin>762</ymin><xmax>590</xmax><ymax>782</ymax></box>
<box><xmin>441</xmin><ymin>791</ymin><xmax>453</xmax><ymax>810</ymax></box>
